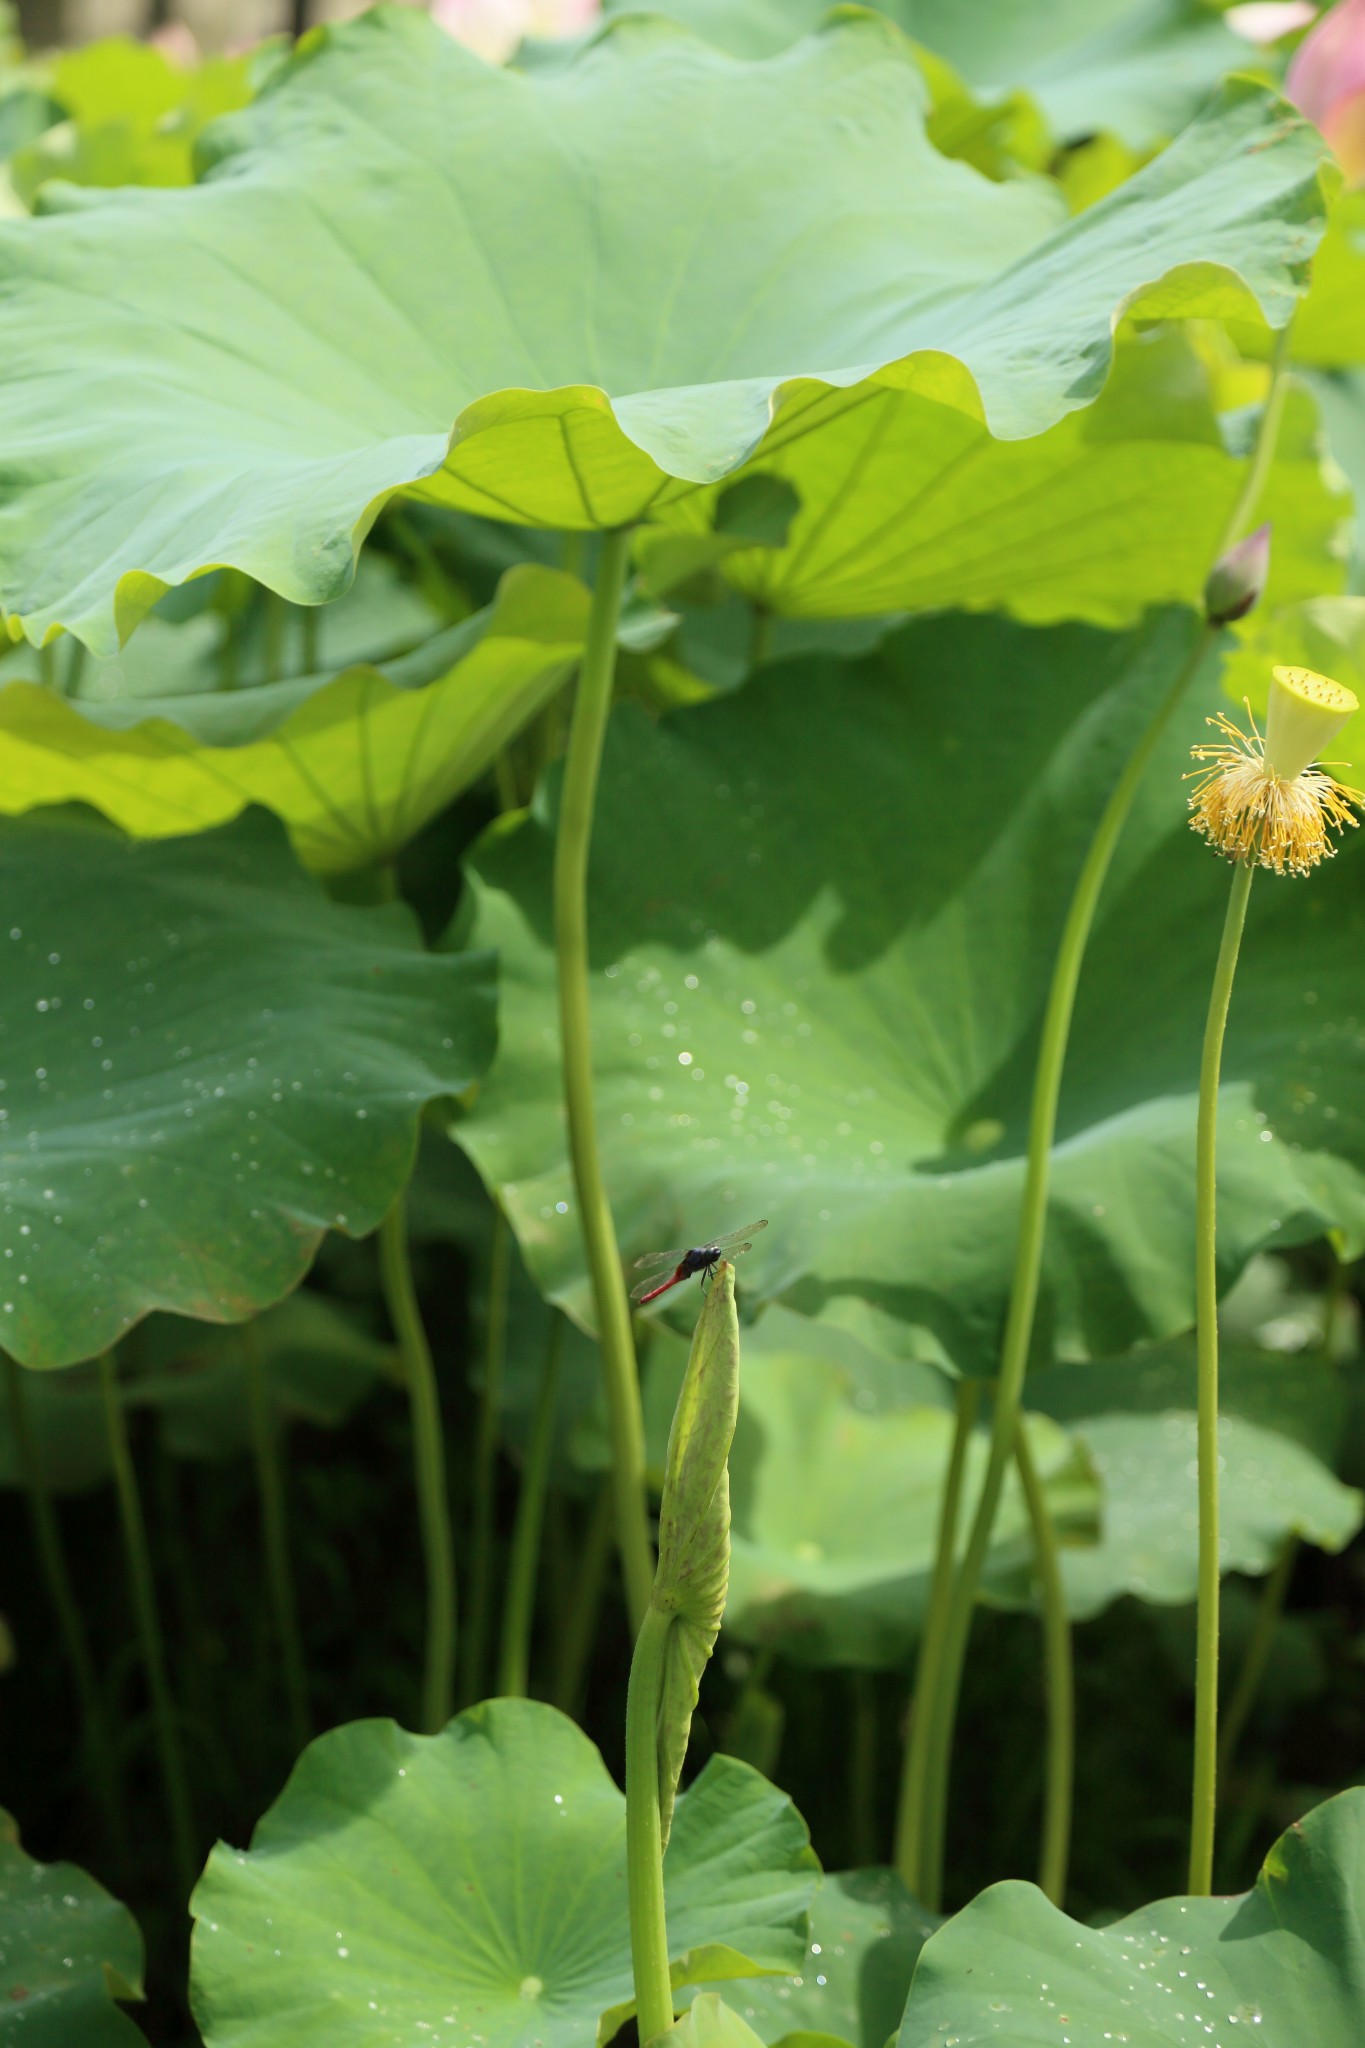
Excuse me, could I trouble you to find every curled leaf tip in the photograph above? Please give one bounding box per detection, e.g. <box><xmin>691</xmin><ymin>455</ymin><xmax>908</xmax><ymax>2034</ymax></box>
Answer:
<box><xmin>652</xmin><ymin>1260</ymin><xmax>740</xmax><ymax>1846</ymax></box>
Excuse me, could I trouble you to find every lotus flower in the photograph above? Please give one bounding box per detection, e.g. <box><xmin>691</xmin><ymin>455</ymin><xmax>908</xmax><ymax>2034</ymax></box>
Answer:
<box><xmin>432</xmin><ymin>0</ymin><xmax>601</xmax><ymax>65</ymax></box>
<box><xmin>1287</xmin><ymin>0</ymin><xmax>1365</xmax><ymax>184</ymax></box>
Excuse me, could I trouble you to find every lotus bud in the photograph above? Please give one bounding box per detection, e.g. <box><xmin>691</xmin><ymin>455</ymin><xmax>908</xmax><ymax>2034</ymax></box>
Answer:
<box><xmin>1203</xmin><ymin>522</ymin><xmax>1271</xmax><ymax>627</ymax></box>
<box><xmin>650</xmin><ymin>1260</ymin><xmax>740</xmax><ymax>1846</ymax></box>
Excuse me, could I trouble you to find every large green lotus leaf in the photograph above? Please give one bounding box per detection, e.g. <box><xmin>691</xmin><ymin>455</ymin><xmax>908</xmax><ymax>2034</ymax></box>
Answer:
<box><xmin>10</xmin><ymin>37</ymin><xmax>254</xmax><ymax>205</ymax></box>
<box><xmin>1221</xmin><ymin>593</ymin><xmax>1365</xmax><ymax>782</ymax></box>
<box><xmin>990</xmin><ymin>1411</ymin><xmax>1361</xmax><ymax>1621</ymax></box>
<box><xmin>1025</xmin><ymin>1330</ymin><xmax>1349</xmax><ymax>1466</ymax></box>
<box><xmin>452</xmin><ymin>606</ymin><xmax>1365</xmax><ymax>1374</ymax></box>
<box><xmin>1290</xmin><ymin>190</ymin><xmax>1365</xmax><ymax>368</ymax></box>
<box><xmin>0</xmin><ymin>546</ymin><xmax>448</xmax><ymax>702</ymax></box>
<box><xmin>987</xmin><ymin>1335</ymin><xmax>1364</xmax><ymax>1619</ymax></box>
<box><xmin>899</xmin><ymin>1785</ymin><xmax>1365</xmax><ymax>2047</ymax></box>
<box><xmin>654</xmin><ymin>340</ymin><xmax>1346</xmax><ymax>628</ymax></box>
<box><xmin>679</xmin><ymin>1870</ymin><xmax>938</xmax><ymax>2048</ymax></box>
<box><xmin>0</xmin><ymin>1291</ymin><xmax>394</xmax><ymax>1493</ymax></box>
<box><xmin>0</xmin><ymin>1809</ymin><xmax>145</xmax><ymax>2045</ymax></box>
<box><xmin>1304</xmin><ymin>373</ymin><xmax>1365</xmax><ymax>590</ymax></box>
<box><xmin>605</xmin><ymin>0</ymin><xmax>1256</xmax><ymax>150</ymax></box>
<box><xmin>0</xmin><ymin>807</ymin><xmax>493</xmax><ymax>1369</ymax></box>
<box><xmin>189</xmin><ymin>1698</ymin><xmax>818</xmax><ymax>2048</ymax></box>
<box><xmin>0</xmin><ymin>7</ymin><xmax>1328</xmax><ymax>653</ymax></box>
<box><xmin>724</xmin><ymin>1343</ymin><xmax>1095</xmax><ymax>1668</ymax></box>
<box><xmin>0</xmin><ymin>567</ymin><xmax>585</xmax><ymax>872</ymax></box>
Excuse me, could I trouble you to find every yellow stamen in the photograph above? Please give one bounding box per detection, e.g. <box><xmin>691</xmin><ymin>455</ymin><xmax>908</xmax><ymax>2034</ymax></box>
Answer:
<box><xmin>1188</xmin><ymin>701</ymin><xmax>1363</xmax><ymax>877</ymax></box>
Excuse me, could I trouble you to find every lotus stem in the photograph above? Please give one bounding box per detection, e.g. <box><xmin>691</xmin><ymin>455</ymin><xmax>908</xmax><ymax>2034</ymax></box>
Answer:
<box><xmin>462</xmin><ymin>1202</ymin><xmax>512</xmax><ymax>1706</ymax></box>
<box><xmin>97</xmin><ymin>1350</ymin><xmax>197</xmax><ymax>1895</ymax></box>
<box><xmin>625</xmin><ymin>1600</ymin><xmax>676</xmax><ymax>2046</ymax></box>
<box><xmin>498</xmin><ymin>1310</ymin><xmax>564</xmax><ymax>1698</ymax></box>
<box><xmin>242</xmin><ymin>1322</ymin><xmax>311</xmax><ymax>1754</ymax></box>
<box><xmin>1189</xmin><ymin>856</ymin><xmax>1255</xmax><ymax>1894</ymax></box>
<box><xmin>549</xmin><ymin>1478</ymin><xmax>615</xmax><ymax>1716</ymax></box>
<box><xmin>1217</xmin><ymin>1534</ymin><xmax>1298</xmax><ymax>1798</ymax></box>
<box><xmin>1014</xmin><ymin>1416</ymin><xmax>1074</xmax><ymax>1905</ymax></box>
<box><xmin>553</xmin><ymin>524</ymin><xmax>654</xmax><ymax>1631</ymax></box>
<box><xmin>895</xmin><ymin>1375</ymin><xmax>979</xmax><ymax>1900</ymax></box>
<box><xmin>5</xmin><ymin>1354</ymin><xmax>126</xmax><ymax>1857</ymax></box>
<box><xmin>378</xmin><ymin>1193</ymin><xmax>457</xmax><ymax>1732</ymax></box>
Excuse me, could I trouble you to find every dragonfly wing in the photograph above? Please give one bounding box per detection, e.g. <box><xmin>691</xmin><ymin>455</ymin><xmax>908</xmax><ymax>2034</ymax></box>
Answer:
<box><xmin>711</xmin><ymin>1218</ymin><xmax>769</xmax><ymax>1254</ymax></box>
<box><xmin>632</xmin><ymin>1246</ymin><xmax>690</xmax><ymax>1272</ymax></box>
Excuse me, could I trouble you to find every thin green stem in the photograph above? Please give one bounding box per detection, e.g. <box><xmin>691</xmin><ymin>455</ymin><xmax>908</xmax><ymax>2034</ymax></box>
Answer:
<box><xmin>1217</xmin><ymin>1535</ymin><xmax>1297</xmax><ymax>1796</ymax></box>
<box><xmin>462</xmin><ymin>1204</ymin><xmax>512</xmax><ymax>1706</ymax></box>
<box><xmin>849</xmin><ymin>1671</ymin><xmax>879</xmax><ymax>1868</ymax></box>
<box><xmin>914</xmin><ymin>624</ymin><xmax>1212</xmax><ymax>1912</ymax></box>
<box><xmin>97</xmin><ymin>1350</ymin><xmax>196</xmax><ymax>1895</ymax></box>
<box><xmin>262</xmin><ymin>589</ymin><xmax>287</xmax><ymax>684</ymax></box>
<box><xmin>549</xmin><ymin>1477</ymin><xmax>615</xmax><ymax>1716</ymax></box>
<box><xmin>1190</xmin><ymin>856</ymin><xmax>1256</xmax><ymax>1895</ymax></box>
<box><xmin>65</xmin><ymin>639</ymin><xmax>87</xmax><ymax>695</ymax></box>
<box><xmin>561</xmin><ymin>529</ymin><xmax>587</xmax><ymax>582</ymax></box>
<box><xmin>242</xmin><ymin>1324</ymin><xmax>311</xmax><ymax>1754</ymax></box>
<box><xmin>494</xmin><ymin>750</ymin><xmax>522</xmax><ymax>814</ymax></box>
<box><xmin>38</xmin><ymin>639</ymin><xmax>56</xmax><ymax>690</ymax></box>
<box><xmin>1014</xmin><ymin>1417</ymin><xmax>1073</xmax><ymax>1905</ymax></box>
<box><xmin>625</xmin><ymin>1601</ymin><xmax>676</xmax><ymax>2045</ymax></box>
<box><xmin>748</xmin><ymin>604</ymin><xmax>773</xmax><ymax>670</ymax></box>
<box><xmin>552</xmin><ymin>525</ymin><xmax>654</xmax><ymax>1630</ymax></box>
<box><xmin>300</xmin><ymin>604</ymin><xmax>319</xmax><ymax>676</ymax></box>
<box><xmin>896</xmin><ymin>1377</ymin><xmax>980</xmax><ymax>1899</ymax></box>
<box><xmin>1213</xmin><ymin>320</ymin><xmax>1295</xmax><ymax>563</ymax></box>
<box><xmin>1320</xmin><ymin>1250</ymin><xmax>1351</xmax><ymax>1360</ymax></box>
<box><xmin>904</xmin><ymin>317</ymin><xmax>1294</xmax><ymax>1911</ymax></box>
<box><xmin>5</xmin><ymin>1355</ymin><xmax>125</xmax><ymax>1854</ymax></box>
<box><xmin>498</xmin><ymin>1310</ymin><xmax>564</xmax><ymax>1698</ymax></box>
<box><xmin>379</xmin><ymin>1194</ymin><xmax>457</xmax><ymax>1732</ymax></box>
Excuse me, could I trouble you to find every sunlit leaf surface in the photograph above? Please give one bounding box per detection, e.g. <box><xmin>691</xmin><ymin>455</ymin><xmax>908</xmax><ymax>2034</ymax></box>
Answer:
<box><xmin>190</xmin><ymin>1699</ymin><xmax>818</xmax><ymax>2048</ymax></box>
<box><xmin>0</xmin><ymin>566</ymin><xmax>585</xmax><ymax>871</ymax></box>
<box><xmin>900</xmin><ymin>1787</ymin><xmax>1365</xmax><ymax>2046</ymax></box>
<box><xmin>454</xmin><ymin>608</ymin><xmax>1365</xmax><ymax>1373</ymax></box>
<box><xmin>0</xmin><ymin>9</ymin><xmax>1325</xmax><ymax>650</ymax></box>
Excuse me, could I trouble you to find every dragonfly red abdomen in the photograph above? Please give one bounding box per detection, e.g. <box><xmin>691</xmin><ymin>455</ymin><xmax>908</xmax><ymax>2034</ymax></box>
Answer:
<box><xmin>630</xmin><ymin>1220</ymin><xmax>768</xmax><ymax>1305</ymax></box>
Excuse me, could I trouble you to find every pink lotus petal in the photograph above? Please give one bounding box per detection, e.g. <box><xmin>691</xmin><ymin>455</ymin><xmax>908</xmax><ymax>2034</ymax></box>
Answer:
<box><xmin>1287</xmin><ymin>0</ymin><xmax>1365</xmax><ymax>124</ymax></box>
<box><xmin>1322</xmin><ymin>86</ymin><xmax>1365</xmax><ymax>178</ymax></box>
<box><xmin>432</xmin><ymin>0</ymin><xmax>600</xmax><ymax>64</ymax></box>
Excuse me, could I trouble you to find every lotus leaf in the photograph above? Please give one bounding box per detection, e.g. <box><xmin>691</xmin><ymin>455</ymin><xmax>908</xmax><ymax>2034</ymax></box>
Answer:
<box><xmin>0</xmin><ymin>1810</ymin><xmax>145</xmax><ymax>2046</ymax></box>
<box><xmin>679</xmin><ymin>1869</ymin><xmax>938</xmax><ymax>2048</ymax></box>
<box><xmin>899</xmin><ymin>1785</ymin><xmax>1365</xmax><ymax>2047</ymax></box>
<box><xmin>655</xmin><ymin>342</ymin><xmax>1346</xmax><ymax>628</ymax></box>
<box><xmin>605</xmin><ymin>0</ymin><xmax>1258</xmax><ymax>150</ymax></box>
<box><xmin>0</xmin><ymin>8</ymin><xmax>1327</xmax><ymax>651</ymax></box>
<box><xmin>0</xmin><ymin>566</ymin><xmax>586</xmax><ymax>871</ymax></box>
<box><xmin>452</xmin><ymin>607</ymin><xmax>1365</xmax><ymax>1372</ymax></box>
<box><xmin>0</xmin><ymin>807</ymin><xmax>493</xmax><ymax>1368</ymax></box>
<box><xmin>10</xmin><ymin>36</ymin><xmax>254</xmax><ymax>204</ymax></box>
<box><xmin>190</xmin><ymin>1698</ymin><xmax>818</xmax><ymax>2048</ymax></box>
<box><xmin>724</xmin><ymin>1342</ymin><xmax>1093</xmax><ymax>1668</ymax></box>
<box><xmin>0</xmin><ymin>1291</ymin><xmax>394</xmax><ymax>1492</ymax></box>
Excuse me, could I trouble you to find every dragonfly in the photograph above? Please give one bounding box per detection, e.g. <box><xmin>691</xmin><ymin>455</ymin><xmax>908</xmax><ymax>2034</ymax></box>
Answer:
<box><xmin>630</xmin><ymin>1219</ymin><xmax>768</xmax><ymax>1306</ymax></box>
